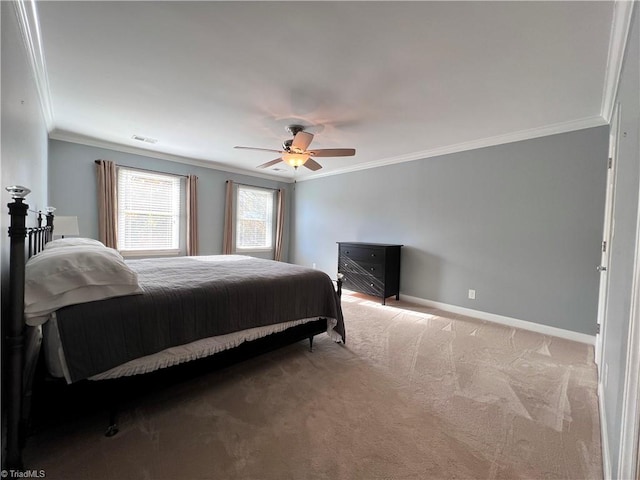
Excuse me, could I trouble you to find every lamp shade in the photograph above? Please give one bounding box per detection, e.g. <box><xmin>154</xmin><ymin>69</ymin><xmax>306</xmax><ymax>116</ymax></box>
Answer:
<box><xmin>282</xmin><ymin>152</ymin><xmax>309</xmax><ymax>168</ymax></box>
<box><xmin>54</xmin><ymin>216</ymin><xmax>79</xmax><ymax>237</ymax></box>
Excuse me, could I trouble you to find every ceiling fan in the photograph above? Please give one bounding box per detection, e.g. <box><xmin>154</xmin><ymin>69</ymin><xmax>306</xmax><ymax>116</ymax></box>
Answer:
<box><xmin>234</xmin><ymin>124</ymin><xmax>356</xmax><ymax>171</ymax></box>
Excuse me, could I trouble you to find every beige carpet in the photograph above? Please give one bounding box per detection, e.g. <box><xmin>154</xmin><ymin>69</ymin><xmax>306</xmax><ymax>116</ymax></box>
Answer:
<box><xmin>23</xmin><ymin>293</ymin><xmax>602</xmax><ymax>480</ymax></box>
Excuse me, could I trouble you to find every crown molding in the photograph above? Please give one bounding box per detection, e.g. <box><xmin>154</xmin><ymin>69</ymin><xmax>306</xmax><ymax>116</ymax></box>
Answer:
<box><xmin>52</xmin><ymin>114</ymin><xmax>606</xmax><ymax>185</ymax></box>
<box><xmin>49</xmin><ymin>130</ymin><xmax>292</xmax><ymax>183</ymax></box>
<box><xmin>13</xmin><ymin>0</ymin><xmax>54</xmax><ymax>131</ymax></box>
<box><xmin>601</xmin><ymin>0</ymin><xmax>635</xmax><ymax>123</ymax></box>
<box><xmin>300</xmin><ymin>115</ymin><xmax>607</xmax><ymax>182</ymax></box>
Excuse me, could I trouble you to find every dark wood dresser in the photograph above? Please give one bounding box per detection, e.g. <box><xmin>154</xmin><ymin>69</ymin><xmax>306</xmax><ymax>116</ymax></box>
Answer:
<box><xmin>337</xmin><ymin>242</ymin><xmax>403</xmax><ymax>305</ymax></box>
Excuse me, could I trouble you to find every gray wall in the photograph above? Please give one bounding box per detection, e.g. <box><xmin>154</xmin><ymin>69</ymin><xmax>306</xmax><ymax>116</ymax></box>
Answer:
<box><xmin>1</xmin><ymin>0</ymin><xmax>50</xmax><ymax>463</ymax></box>
<box><xmin>601</xmin><ymin>4</ymin><xmax>639</xmax><ymax>479</ymax></box>
<box><xmin>48</xmin><ymin>140</ymin><xmax>292</xmax><ymax>260</ymax></box>
<box><xmin>292</xmin><ymin>126</ymin><xmax>609</xmax><ymax>335</ymax></box>
<box><xmin>1</xmin><ymin>1</ymin><xmax>49</xmax><ymax>230</ymax></box>
<box><xmin>1</xmin><ymin>2</ymin><xmax>50</xmax><ymax>325</ymax></box>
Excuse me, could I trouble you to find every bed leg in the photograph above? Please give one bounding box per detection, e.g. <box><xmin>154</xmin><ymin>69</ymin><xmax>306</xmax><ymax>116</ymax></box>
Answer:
<box><xmin>308</xmin><ymin>336</ymin><xmax>314</xmax><ymax>352</ymax></box>
<box><xmin>105</xmin><ymin>406</ymin><xmax>119</xmax><ymax>437</ymax></box>
<box><xmin>104</xmin><ymin>386</ymin><xmax>120</xmax><ymax>437</ymax></box>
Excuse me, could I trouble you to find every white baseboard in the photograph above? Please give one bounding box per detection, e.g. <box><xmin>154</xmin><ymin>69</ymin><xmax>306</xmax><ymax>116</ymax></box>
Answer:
<box><xmin>599</xmin><ymin>382</ymin><xmax>612</xmax><ymax>480</ymax></box>
<box><xmin>389</xmin><ymin>293</ymin><xmax>596</xmax><ymax>345</ymax></box>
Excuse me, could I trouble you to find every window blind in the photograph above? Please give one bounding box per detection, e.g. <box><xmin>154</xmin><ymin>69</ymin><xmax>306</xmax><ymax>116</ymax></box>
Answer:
<box><xmin>117</xmin><ymin>168</ymin><xmax>183</xmax><ymax>252</ymax></box>
<box><xmin>236</xmin><ymin>186</ymin><xmax>275</xmax><ymax>249</ymax></box>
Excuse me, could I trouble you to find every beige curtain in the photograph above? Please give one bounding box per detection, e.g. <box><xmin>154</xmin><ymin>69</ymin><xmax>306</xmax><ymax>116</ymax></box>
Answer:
<box><xmin>274</xmin><ymin>189</ymin><xmax>285</xmax><ymax>261</ymax></box>
<box><xmin>222</xmin><ymin>180</ymin><xmax>234</xmax><ymax>254</ymax></box>
<box><xmin>186</xmin><ymin>174</ymin><xmax>199</xmax><ymax>256</ymax></box>
<box><xmin>95</xmin><ymin>159</ymin><xmax>118</xmax><ymax>248</ymax></box>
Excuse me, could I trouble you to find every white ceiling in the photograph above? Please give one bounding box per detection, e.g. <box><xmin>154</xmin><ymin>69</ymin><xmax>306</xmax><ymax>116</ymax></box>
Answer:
<box><xmin>34</xmin><ymin>1</ymin><xmax>616</xmax><ymax>181</ymax></box>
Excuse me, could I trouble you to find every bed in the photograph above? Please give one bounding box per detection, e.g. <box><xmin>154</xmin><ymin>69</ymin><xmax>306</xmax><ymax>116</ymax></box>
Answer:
<box><xmin>4</xmin><ymin>186</ymin><xmax>344</xmax><ymax>468</ymax></box>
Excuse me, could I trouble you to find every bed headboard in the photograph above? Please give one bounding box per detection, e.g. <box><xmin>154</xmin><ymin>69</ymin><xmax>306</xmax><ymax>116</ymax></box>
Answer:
<box><xmin>27</xmin><ymin>208</ymin><xmax>54</xmax><ymax>258</ymax></box>
<box><xmin>5</xmin><ymin>185</ymin><xmax>54</xmax><ymax>468</ymax></box>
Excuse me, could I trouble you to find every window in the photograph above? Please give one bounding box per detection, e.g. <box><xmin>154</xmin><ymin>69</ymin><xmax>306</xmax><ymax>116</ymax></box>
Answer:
<box><xmin>117</xmin><ymin>167</ymin><xmax>185</xmax><ymax>256</ymax></box>
<box><xmin>235</xmin><ymin>185</ymin><xmax>276</xmax><ymax>252</ymax></box>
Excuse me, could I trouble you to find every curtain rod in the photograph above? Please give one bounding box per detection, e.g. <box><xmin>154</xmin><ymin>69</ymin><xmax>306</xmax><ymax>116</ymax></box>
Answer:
<box><xmin>94</xmin><ymin>160</ymin><xmax>193</xmax><ymax>179</ymax></box>
<box><xmin>226</xmin><ymin>180</ymin><xmax>282</xmax><ymax>191</ymax></box>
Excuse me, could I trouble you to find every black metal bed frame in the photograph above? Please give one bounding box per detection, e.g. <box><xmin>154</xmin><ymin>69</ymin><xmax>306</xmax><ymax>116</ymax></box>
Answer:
<box><xmin>5</xmin><ymin>186</ymin><xmax>53</xmax><ymax>469</ymax></box>
<box><xmin>4</xmin><ymin>186</ymin><xmax>342</xmax><ymax>469</ymax></box>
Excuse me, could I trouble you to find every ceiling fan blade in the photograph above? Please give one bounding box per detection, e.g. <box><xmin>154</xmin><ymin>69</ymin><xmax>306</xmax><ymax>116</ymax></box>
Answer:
<box><xmin>303</xmin><ymin>158</ymin><xmax>323</xmax><ymax>171</ymax></box>
<box><xmin>256</xmin><ymin>158</ymin><xmax>283</xmax><ymax>169</ymax></box>
<box><xmin>291</xmin><ymin>131</ymin><xmax>314</xmax><ymax>151</ymax></box>
<box><xmin>308</xmin><ymin>148</ymin><xmax>356</xmax><ymax>157</ymax></box>
<box><xmin>235</xmin><ymin>146</ymin><xmax>283</xmax><ymax>154</ymax></box>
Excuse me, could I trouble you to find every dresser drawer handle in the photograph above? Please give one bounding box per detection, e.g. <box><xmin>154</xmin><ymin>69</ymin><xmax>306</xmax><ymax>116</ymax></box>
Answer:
<box><xmin>370</xmin><ymin>253</ymin><xmax>376</xmax><ymax>257</ymax></box>
<box><xmin>370</xmin><ymin>267</ymin><xmax>375</xmax><ymax>271</ymax></box>
<box><xmin>370</xmin><ymin>283</ymin><xmax>375</xmax><ymax>287</ymax></box>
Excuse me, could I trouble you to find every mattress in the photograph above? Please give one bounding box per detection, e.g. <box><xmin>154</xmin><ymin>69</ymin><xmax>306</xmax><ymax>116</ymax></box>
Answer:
<box><xmin>50</xmin><ymin>255</ymin><xmax>344</xmax><ymax>382</ymax></box>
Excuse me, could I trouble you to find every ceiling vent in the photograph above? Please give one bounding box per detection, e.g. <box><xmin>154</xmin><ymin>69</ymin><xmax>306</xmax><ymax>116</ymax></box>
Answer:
<box><xmin>131</xmin><ymin>134</ymin><xmax>158</xmax><ymax>144</ymax></box>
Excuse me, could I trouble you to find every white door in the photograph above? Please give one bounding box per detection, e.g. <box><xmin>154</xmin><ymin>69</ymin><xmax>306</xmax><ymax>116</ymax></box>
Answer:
<box><xmin>595</xmin><ymin>103</ymin><xmax>620</xmax><ymax>369</ymax></box>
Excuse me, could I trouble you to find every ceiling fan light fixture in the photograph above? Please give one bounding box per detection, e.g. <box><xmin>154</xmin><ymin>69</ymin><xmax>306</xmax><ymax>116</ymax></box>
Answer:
<box><xmin>282</xmin><ymin>152</ymin><xmax>309</xmax><ymax>167</ymax></box>
<box><xmin>237</xmin><ymin>126</ymin><xmax>355</xmax><ymax>171</ymax></box>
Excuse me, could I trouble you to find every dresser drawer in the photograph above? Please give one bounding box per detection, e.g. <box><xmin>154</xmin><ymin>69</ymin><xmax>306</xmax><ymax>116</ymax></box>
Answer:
<box><xmin>339</xmin><ymin>245</ymin><xmax>384</xmax><ymax>262</ymax></box>
<box><xmin>341</xmin><ymin>273</ymin><xmax>383</xmax><ymax>297</ymax></box>
<box><xmin>338</xmin><ymin>258</ymin><xmax>384</xmax><ymax>279</ymax></box>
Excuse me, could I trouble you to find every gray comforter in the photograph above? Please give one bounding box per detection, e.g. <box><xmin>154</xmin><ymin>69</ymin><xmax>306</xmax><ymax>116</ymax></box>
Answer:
<box><xmin>56</xmin><ymin>255</ymin><xmax>345</xmax><ymax>382</ymax></box>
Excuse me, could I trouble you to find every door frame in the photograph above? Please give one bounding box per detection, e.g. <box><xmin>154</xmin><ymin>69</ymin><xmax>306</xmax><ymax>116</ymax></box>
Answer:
<box><xmin>618</xmin><ymin>157</ymin><xmax>640</xmax><ymax>480</ymax></box>
<box><xmin>595</xmin><ymin>103</ymin><xmax>620</xmax><ymax>368</ymax></box>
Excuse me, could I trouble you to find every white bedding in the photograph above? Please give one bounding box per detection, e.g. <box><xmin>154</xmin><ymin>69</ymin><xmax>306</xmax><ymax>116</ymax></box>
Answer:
<box><xmin>25</xmin><ymin>244</ymin><xmax>142</xmax><ymax>326</ymax></box>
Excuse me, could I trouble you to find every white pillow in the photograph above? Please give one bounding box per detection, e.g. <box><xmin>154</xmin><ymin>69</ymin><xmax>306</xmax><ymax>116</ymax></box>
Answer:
<box><xmin>43</xmin><ymin>237</ymin><xmax>106</xmax><ymax>250</ymax></box>
<box><xmin>24</xmin><ymin>246</ymin><xmax>142</xmax><ymax>326</ymax></box>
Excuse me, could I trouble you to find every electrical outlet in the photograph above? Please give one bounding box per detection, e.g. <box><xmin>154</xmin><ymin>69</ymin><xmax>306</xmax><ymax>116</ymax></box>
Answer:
<box><xmin>468</xmin><ymin>289</ymin><xmax>476</xmax><ymax>300</ymax></box>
